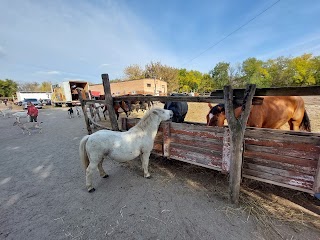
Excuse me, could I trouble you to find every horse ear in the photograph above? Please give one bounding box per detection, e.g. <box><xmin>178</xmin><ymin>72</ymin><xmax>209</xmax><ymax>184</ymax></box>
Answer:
<box><xmin>208</xmin><ymin>103</ymin><xmax>213</xmax><ymax>109</ymax></box>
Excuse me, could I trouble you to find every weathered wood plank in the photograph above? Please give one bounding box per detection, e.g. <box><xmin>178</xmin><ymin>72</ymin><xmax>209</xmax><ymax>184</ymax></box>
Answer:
<box><xmin>243</xmin><ymin>175</ymin><xmax>314</xmax><ymax>194</ymax></box>
<box><xmin>170</xmin><ymin>133</ymin><xmax>223</xmax><ymax>151</ymax></box>
<box><xmin>170</xmin><ymin>148</ymin><xmax>222</xmax><ymax>171</ymax></box>
<box><xmin>245</xmin><ymin>128</ymin><xmax>320</xmax><ymax>145</ymax></box>
<box><xmin>170</xmin><ymin>126</ymin><xmax>224</xmax><ymax>140</ymax></box>
<box><xmin>244</xmin><ymin>151</ymin><xmax>318</xmax><ymax>168</ymax></box>
<box><xmin>245</xmin><ymin>144</ymin><xmax>320</xmax><ymax>161</ymax></box>
<box><xmin>102</xmin><ymin>74</ymin><xmax>119</xmax><ymax>131</ymax></box>
<box><xmin>313</xmin><ymin>156</ymin><xmax>320</xmax><ymax>194</ymax></box>
<box><xmin>170</xmin><ymin>143</ymin><xmax>222</xmax><ymax>167</ymax></box>
<box><xmin>244</xmin><ymin>157</ymin><xmax>317</xmax><ymax>175</ymax></box>
<box><xmin>222</xmin><ymin>128</ymin><xmax>231</xmax><ymax>173</ymax></box>
<box><xmin>163</xmin><ymin>122</ymin><xmax>170</xmax><ymax>157</ymax></box>
<box><xmin>243</xmin><ymin>162</ymin><xmax>315</xmax><ymax>183</ymax></box>
<box><xmin>243</xmin><ymin>169</ymin><xmax>314</xmax><ymax>190</ymax></box>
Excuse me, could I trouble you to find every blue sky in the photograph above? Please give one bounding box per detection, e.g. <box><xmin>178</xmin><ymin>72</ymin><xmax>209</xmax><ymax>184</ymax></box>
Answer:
<box><xmin>1</xmin><ymin>0</ymin><xmax>320</xmax><ymax>84</ymax></box>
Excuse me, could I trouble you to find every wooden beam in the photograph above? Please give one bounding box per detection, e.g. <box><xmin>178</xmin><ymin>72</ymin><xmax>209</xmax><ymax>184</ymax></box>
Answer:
<box><xmin>211</xmin><ymin>86</ymin><xmax>320</xmax><ymax>97</ymax></box>
<box><xmin>226</xmin><ymin>84</ymin><xmax>256</xmax><ymax>205</ymax></box>
<box><xmin>313</xmin><ymin>156</ymin><xmax>320</xmax><ymax>195</ymax></box>
<box><xmin>83</xmin><ymin>96</ymin><xmax>263</xmax><ymax>105</ymax></box>
<box><xmin>77</xmin><ymin>88</ymin><xmax>92</xmax><ymax>135</ymax></box>
<box><xmin>163</xmin><ymin>122</ymin><xmax>171</xmax><ymax>157</ymax></box>
<box><xmin>102</xmin><ymin>74</ymin><xmax>119</xmax><ymax>131</ymax></box>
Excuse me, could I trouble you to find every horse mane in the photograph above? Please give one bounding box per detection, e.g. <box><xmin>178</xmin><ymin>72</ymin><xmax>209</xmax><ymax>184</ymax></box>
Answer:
<box><xmin>134</xmin><ymin>108</ymin><xmax>162</xmax><ymax>131</ymax></box>
<box><xmin>209</xmin><ymin>104</ymin><xmax>225</xmax><ymax>114</ymax></box>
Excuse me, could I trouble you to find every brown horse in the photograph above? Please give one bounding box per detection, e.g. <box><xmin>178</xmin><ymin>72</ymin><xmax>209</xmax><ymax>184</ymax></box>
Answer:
<box><xmin>103</xmin><ymin>101</ymin><xmax>130</xmax><ymax>120</ymax></box>
<box><xmin>206</xmin><ymin>96</ymin><xmax>311</xmax><ymax>132</ymax></box>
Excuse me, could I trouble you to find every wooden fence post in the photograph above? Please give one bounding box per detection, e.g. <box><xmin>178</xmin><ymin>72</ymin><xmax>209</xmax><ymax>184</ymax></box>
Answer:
<box><xmin>163</xmin><ymin>122</ymin><xmax>171</xmax><ymax>157</ymax></box>
<box><xmin>313</xmin><ymin>156</ymin><xmax>320</xmax><ymax>199</ymax></box>
<box><xmin>77</xmin><ymin>88</ymin><xmax>92</xmax><ymax>135</ymax></box>
<box><xmin>102</xmin><ymin>74</ymin><xmax>119</xmax><ymax>131</ymax></box>
<box><xmin>225</xmin><ymin>84</ymin><xmax>256</xmax><ymax>205</ymax></box>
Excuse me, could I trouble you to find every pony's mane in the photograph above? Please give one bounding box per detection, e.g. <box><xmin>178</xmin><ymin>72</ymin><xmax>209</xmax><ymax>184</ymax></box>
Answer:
<box><xmin>135</xmin><ymin>108</ymin><xmax>162</xmax><ymax>130</ymax></box>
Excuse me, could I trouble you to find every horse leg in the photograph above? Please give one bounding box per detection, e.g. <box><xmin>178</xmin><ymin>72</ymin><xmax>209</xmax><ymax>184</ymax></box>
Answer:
<box><xmin>288</xmin><ymin>119</ymin><xmax>300</xmax><ymax>131</ymax></box>
<box><xmin>140</xmin><ymin>151</ymin><xmax>151</xmax><ymax>178</ymax></box>
<box><xmin>98</xmin><ymin>160</ymin><xmax>108</xmax><ymax>178</ymax></box>
<box><xmin>86</xmin><ymin>161</ymin><xmax>99</xmax><ymax>192</ymax></box>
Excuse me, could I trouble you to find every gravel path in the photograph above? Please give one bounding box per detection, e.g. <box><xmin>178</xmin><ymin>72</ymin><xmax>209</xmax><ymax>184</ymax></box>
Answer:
<box><xmin>0</xmin><ymin>108</ymin><xmax>319</xmax><ymax>240</ymax></box>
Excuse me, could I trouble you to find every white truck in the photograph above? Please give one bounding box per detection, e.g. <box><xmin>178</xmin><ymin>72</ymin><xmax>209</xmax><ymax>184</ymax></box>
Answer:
<box><xmin>51</xmin><ymin>81</ymin><xmax>89</xmax><ymax>107</ymax></box>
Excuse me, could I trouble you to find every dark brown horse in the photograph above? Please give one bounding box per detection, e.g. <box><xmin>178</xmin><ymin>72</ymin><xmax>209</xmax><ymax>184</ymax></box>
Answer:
<box><xmin>103</xmin><ymin>101</ymin><xmax>130</xmax><ymax>120</ymax></box>
<box><xmin>206</xmin><ymin>96</ymin><xmax>311</xmax><ymax>132</ymax></box>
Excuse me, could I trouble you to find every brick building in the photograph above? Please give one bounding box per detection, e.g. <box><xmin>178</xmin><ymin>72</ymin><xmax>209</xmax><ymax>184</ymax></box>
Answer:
<box><xmin>89</xmin><ymin>78</ymin><xmax>167</xmax><ymax>97</ymax></box>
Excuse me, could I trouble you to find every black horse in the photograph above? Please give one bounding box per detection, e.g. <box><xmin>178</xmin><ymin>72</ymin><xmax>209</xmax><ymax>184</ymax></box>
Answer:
<box><xmin>164</xmin><ymin>95</ymin><xmax>188</xmax><ymax>123</ymax></box>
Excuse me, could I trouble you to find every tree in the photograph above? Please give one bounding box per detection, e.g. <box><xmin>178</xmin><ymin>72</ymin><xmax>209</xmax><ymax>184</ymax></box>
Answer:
<box><xmin>145</xmin><ymin>62</ymin><xmax>180</xmax><ymax>92</ymax></box>
<box><xmin>289</xmin><ymin>54</ymin><xmax>316</xmax><ymax>86</ymax></box>
<box><xmin>209</xmin><ymin>62</ymin><xmax>230</xmax><ymax>89</ymax></box>
<box><xmin>124</xmin><ymin>64</ymin><xmax>145</xmax><ymax>80</ymax></box>
<box><xmin>39</xmin><ymin>81</ymin><xmax>52</xmax><ymax>92</ymax></box>
<box><xmin>0</xmin><ymin>79</ymin><xmax>18</xmax><ymax>97</ymax></box>
<box><xmin>18</xmin><ymin>82</ymin><xmax>40</xmax><ymax>91</ymax></box>
<box><xmin>198</xmin><ymin>74</ymin><xmax>214</xmax><ymax>92</ymax></box>
<box><xmin>242</xmin><ymin>58</ymin><xmax>271</xmax><ymax>87</ymax></box>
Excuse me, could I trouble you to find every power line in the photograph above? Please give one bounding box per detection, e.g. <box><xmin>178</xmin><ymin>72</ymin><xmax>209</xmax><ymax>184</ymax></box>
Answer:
<box><xmin>182</xmin><ymin>0</ymin><xmax>281</xmax><ymax>67</ymax></box>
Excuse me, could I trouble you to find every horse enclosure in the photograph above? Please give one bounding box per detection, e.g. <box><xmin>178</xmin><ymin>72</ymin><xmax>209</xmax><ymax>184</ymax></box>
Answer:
<box><xmin>79</xmin><ymin>74</ymin><xmax>320</xmax><ymax>204</ymax></box>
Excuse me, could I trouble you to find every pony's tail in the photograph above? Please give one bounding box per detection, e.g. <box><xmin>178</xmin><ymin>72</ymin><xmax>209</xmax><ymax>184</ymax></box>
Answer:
<box><xmin>79</xmin><ymin>135</ymin><xmax>90</xmax><ymax>169</ymax></box>
<box><xmin>300</xmin><ymin>110</ymin><xmax>311</xmax><ymax>132</ymax></box>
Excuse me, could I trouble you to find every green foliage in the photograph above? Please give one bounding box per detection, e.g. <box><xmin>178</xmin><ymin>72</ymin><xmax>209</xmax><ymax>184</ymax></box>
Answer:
<box><xmin>118</xmin><ymin>53</ymin><xmax>320</xmax><ymax>93</ymax></box>
<box><xmin>209</xmin><ymin>62</ymin><xmax>230</xmax><ymax>89</ymax></box>
<box><xmin>0</xmin><ymin>79</ymin><xmax>18</xmax><ymax>97</ymax></box>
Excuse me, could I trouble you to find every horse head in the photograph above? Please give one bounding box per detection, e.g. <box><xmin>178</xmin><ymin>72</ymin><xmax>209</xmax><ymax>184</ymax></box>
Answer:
<box><xmin>206</xmin><ymin>103</ymin><xmax>226</xmax><ymax>127</ymax></box>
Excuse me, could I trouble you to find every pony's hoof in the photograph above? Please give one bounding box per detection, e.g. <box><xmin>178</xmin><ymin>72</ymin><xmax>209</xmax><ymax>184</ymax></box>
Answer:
<box><xmin>103</xmin><ymin>174</ymin><xmax>109</xmax><ymax>178</ymax></box>
<box><xmin>145</xmin><ymin>175</ymin><xmax>152</xmax><ymax>179</ymax></box>
<box><xmin>88</xmin><ymin>188</ymin><xmax>95</xmax><ymax>193</ymax></box>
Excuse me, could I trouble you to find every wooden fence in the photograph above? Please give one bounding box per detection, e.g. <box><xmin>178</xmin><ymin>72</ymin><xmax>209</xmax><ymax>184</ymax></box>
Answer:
<box><xmin>78</xmin><ymin>73</ymin><xmax>320</xmax><ymax>204</ymax></box>
<box><xmin>123</xmin><ymin>119</ymin><xmax>320</xmax><ymax>196</ymax></box>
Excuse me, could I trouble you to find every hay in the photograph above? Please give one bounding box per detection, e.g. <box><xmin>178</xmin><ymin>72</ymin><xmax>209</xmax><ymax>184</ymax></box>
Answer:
<box><xmin>240</xmin><ymin>182</ymin><xmax>320</xmax><ymax>233</ymax></box>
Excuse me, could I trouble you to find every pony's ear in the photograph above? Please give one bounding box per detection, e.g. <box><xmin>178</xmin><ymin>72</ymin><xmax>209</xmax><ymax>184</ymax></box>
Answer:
<box><xmin>208</xmin><ymin>103</ymin><xmax>213</xmax><ymax>109</ymax></box>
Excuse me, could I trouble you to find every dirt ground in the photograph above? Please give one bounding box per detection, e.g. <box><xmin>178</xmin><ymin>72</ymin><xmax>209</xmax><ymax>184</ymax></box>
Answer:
<box><xmin>0</xmin><ymin>102</ymin><xmax>319</xmax><ymax>240</ymax></box>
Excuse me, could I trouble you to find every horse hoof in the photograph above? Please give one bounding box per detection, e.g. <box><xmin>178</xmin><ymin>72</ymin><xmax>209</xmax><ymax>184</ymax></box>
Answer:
<box><xmin>145</xmin><ymin>175</ymin><xmax>152</xmax><ymax>179</ymax></box>
<box><xmin>103</xmin><ymin>174</ymin><xmax>109</xmax><ymax>178</ymax></box>
<box><xmin>88</xmin><ymin>188</ymin><xmax>95</xmax><ymax>193</ymax></box>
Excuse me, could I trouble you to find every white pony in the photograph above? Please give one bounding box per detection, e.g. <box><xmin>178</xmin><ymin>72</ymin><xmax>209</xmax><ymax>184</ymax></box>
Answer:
<box><xmin>79</xmin><ymin>108</ymin><xmax>173</xmax><ymax>192</ymax></box>
<box><xmin>12</xmin><ymin>111</ymin><xmax>28</xmax><ymax>122</ymax></box>
<box><xmin>0</xmin><ymin>109</ymin><xmax>13</xmax><ymax>118</ymax></box>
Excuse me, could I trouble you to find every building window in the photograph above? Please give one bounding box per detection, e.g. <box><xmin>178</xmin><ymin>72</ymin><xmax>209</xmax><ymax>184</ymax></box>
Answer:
<box><xmin>147</xmin><ymin>84</ymin><xmax>151</xmax><ymax>87</ymax></box>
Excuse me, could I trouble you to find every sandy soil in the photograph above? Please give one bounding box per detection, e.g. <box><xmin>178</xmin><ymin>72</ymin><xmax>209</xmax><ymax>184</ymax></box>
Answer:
<box><xmin>0</xmin><ymin>103</ymin><xmax>319</xmax><ymax>239</ymax></box>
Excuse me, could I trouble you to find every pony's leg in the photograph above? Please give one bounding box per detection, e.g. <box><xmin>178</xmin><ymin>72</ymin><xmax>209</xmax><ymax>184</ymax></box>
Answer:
<box><xmin>86</xmin><ymin>162</ymin><xmax>98</xmax><ymax>192</ymax></box>
<box><xmin>97</xmin><ymin>160</ymin><xmax>108</xmax><ymax>178</ymax></box>
<box><xmin>140</xmin><ymin>151</ymin><xmax>151</xmax><ymax>178</ymax></box>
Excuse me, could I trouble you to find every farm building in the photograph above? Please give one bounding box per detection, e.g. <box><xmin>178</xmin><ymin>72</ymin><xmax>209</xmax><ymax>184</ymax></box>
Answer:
<box><xmin>89</xmin><ymin>78</ymin><xmax>167</xmax><ymax>97</ymax></box>
<box><xmin>16</xmin><ymin>91</ymin><xmax>52</xmax><ymax>101</ymax></box>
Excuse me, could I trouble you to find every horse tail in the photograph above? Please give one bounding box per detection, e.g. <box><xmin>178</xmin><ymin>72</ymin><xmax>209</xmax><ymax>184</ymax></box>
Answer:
<box><xmin>300</xmin><ymin>110</ymin><xmax>311</xmax><ymax>132</ymax></box>
<box><xmin>79</xmin><ymin>135</ymin><xmax>90</xmax><ymax>169</ymax></box>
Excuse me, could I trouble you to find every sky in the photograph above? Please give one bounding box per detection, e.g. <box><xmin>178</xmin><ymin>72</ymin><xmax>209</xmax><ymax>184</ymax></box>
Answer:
<box><xmin>1</xmin><ymin>0</ymin><xmax>320</xmax><ymax>84</ymax></box>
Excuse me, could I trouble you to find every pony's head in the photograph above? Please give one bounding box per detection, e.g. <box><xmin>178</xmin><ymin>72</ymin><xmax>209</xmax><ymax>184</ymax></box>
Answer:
<box><xmin>152</xmin><ymin>108</ymin><xmax>173</xmax><ymax>121</ymax></box>
<box><xmin>206</xmin><ymin>103</ymin><xmax>226</xmax><ymax>127</ymax></box>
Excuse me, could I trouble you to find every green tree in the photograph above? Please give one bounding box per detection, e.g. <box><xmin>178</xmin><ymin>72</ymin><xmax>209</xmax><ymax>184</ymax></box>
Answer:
<box><xmin>209</xmin><ymin>62</ymin><xmax>230</xmax><ymax>89</ymax></box>
<box><xmin>39</xmin><ymin>81</ymin><xmax>52</xmax><ymax>92</ymax></box>
<box><xmin>0</xmin><ymin>79</ymin><xmax>18</xmax><ymax>97</ymax></box>
<box><xmin>289</xmin><ymin>54</ymin><xmax>316</xmax><ymax>86</ymax></box>
<box><xmin>242</xmin><ymin>58</ymin><xmax>271</xmax><ymax>87</ymax></box>
<box><xmin>198</xmin><ymin>73</ymin><xmax>214</xmax><ymax>92</ymax></box>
